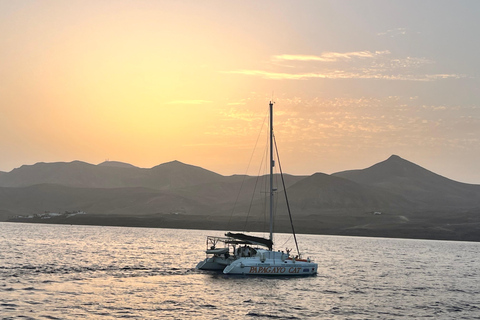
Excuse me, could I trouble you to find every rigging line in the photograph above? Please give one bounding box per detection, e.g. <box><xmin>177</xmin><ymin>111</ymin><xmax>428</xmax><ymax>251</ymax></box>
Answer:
<box><xmin>243</xmin><ymin>141</ymin><xmax>268</xmax><ymax>232</ymax></box>
<box><xmin>280</xmin><ymin>235</ymin><xmax>293</xmax><ymax>249</ymax></box>
<box><xmin>273</xmin><ymin>133</ymin><xmax>301</xmax><ymax>257</ymax></box>
<box><xmin>227</xmin><ymin>110</ymin><xmax>269</xmax><ymax>230</ymax></box>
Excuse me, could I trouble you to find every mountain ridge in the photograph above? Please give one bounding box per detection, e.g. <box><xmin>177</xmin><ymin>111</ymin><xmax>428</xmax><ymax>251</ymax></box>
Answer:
<box><xmin>98</xmin><ymin>161</ymin><xmax>138</xmax><ymax>168</ymax></box>
<box><xmin>333</xmin><ymin>155</ymin><xmax>480</xmax><ymax>209</ymax></box>
<box><xmin>2</xmin><ymin>155</ymin><xmax>480</xmax><ymax>242</ymax></box>
<box><xmin>0</xmin><ymin>160</ymin><xmax>223</xmax><ymax>190</ymax></box>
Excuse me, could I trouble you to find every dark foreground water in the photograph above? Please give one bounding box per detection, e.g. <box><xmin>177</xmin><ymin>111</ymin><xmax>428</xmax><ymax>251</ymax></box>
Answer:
<box><xmin>0</xmin><ymin>222</ymin><xmax>479</xmax><ymax>319</ymax></box>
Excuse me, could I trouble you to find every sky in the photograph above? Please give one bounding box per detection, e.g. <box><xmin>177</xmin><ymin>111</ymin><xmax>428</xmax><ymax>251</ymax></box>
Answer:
<box><xmin>1</xmin><ymin>0</ymin><xmax>479</xmax><ymax>183</ymax></box>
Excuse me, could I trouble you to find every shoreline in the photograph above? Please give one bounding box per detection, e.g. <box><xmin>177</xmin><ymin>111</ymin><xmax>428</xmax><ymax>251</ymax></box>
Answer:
<box><xmin>6</xmin><ymin>213</ymin><xmax>480</xmax><ymax>243</ymax></box>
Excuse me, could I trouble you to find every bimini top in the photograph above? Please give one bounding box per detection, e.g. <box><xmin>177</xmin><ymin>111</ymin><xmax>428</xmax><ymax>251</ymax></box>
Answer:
<box><xmin>225</xmin><ymin>232</ymin><xmax>273</xmax><ymax>250</ymax></box>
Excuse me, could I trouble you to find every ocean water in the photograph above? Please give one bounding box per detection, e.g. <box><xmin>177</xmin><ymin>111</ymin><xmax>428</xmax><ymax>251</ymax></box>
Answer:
<box><xmin>0</xmin><ymin>222</ymin><xmax>479</xmax><ymax>319</ymax></box>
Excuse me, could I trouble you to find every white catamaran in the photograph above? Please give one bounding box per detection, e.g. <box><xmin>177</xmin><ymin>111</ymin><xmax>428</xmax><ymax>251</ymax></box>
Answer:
<box><xmin>196</xmin><ymin>102</ymin><xmax>318</xmax><ymax>276</ymax></box>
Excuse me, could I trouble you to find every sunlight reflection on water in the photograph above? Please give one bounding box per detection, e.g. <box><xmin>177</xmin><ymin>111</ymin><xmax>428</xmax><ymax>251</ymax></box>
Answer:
<box><xmin>1</xmin><ymin>222</ymin><xmax>479</xmax><ymax>319</ymax></box>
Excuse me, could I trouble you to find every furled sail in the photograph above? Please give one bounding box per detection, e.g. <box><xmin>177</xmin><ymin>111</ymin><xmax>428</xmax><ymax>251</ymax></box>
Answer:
<box><xmin>225</xmin><ymin>232</ymin><xmax>273</xmax><ymax>250</ymax></box>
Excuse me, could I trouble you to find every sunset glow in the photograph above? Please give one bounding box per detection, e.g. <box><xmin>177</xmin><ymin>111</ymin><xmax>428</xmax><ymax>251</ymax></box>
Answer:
<box><xmin>1</xmin><ymin>1</ymin><xmax>479</xmax><ymax>183</ymax></box>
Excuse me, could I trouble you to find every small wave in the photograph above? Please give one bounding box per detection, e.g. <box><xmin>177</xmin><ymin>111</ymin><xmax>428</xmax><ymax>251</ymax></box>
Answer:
<box><xmin>42</xmin><ymin>280</ymin><xmax>57</xmax><ymax>284</ymax></box>
<box><xmin>247</xmin><ymin>312</ymin><xmax>300</xmax><ymax>319</ymax></box>
<box><xmin>3</xmin><ymin>265</ymin><xmax>195</xmax><ymax>279</ymax></box>
<box><xmin>322</xmin><ymin>289</ymin><xmax>341</xmax><ymax>294</ymax></box>
<box><xmin>447</xmin><ymin>306</ymin><xmax>463</xmax><ymax>312</ymax></box>
<box><xmin>350</xmin><ymin>289</ymin><xmax>366</xmax><ymax>294</ymax></box>
<box><xmin>21</xmin><ymin>265</ymin><xmax>38</xmax><ymax>270</ymax></box>
<box><xmin>446</xmin><ymin>302</ymin><xmax>480</xmax><ymax>313</ymax></box>
<box><xmin>162</xmin><ymin>300</ymin><xmax>181</xmax><ymax>305</ymax></box>
<box><xmin>412</xmin><ymin>286</ymin><xmax>429</xmax><ymax>291</ymax></box>
<box><xmin>447</xmin><ymin>288</ymin><xmax>467</xmax><ymax>293</ymax></box>
<box><xmin>291</xmin><ymin>306</ymin><xmax>305</xmax><ymax>311</ymax></box>
<box><xmin>120</xmin><ymin>266</ymin><xmax>149</xmax><ymax>271</ymax></box>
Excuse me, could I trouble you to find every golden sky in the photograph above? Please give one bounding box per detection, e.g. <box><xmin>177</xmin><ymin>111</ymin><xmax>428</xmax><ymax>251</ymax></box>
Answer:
<box><xmin>1</xmin><ymin>1</ymin><xmax>479</xmax><ymax>183</ymax></box>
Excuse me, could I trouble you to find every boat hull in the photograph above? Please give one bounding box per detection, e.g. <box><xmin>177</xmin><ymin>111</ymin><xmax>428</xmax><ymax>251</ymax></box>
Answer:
<box><xmin>196</xmin><ymin>256</ymin><xmax>230</xmax><ymax>271</ymax></box>
<box><xmin>222</xmin><ymin>249</ymin><xmax>317</xmax><ymax>276</ymax></box>
<box><xmin>223</xmin><ymin>259</ymin><xmax>317</xmax><ymax>276</ymax></box>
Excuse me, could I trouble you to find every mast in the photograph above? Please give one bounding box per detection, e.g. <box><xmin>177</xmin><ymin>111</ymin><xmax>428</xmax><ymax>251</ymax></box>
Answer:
<box><xmin>269</xmin><ymin>101</ymin><xmax>274</xmax><ymax>246</ymax></box>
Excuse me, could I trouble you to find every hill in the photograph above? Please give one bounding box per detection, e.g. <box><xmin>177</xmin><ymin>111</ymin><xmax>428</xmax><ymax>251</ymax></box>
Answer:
<box><xmin>0</xmin><ymin>160</ymin><xmax>223</xmax><ymax>190</ymax></box>
<box><xmin>2</xmin><ymin>156</ymin><xmax>480</xmax><ymax>242</ymax></box>
<box><xmin>333</xmin><ymin>155</ymin><xmax>480</xmax><ymax>210</ymax></box>
<box><xmin>97</xmin><ymin>161</ymin><xmax>138</xmax><ymax>168</ymax></box>
<box><xmin>286</xmin><ymin>172</ymin><xmax>413</xmax><ymax>214</ymax></box>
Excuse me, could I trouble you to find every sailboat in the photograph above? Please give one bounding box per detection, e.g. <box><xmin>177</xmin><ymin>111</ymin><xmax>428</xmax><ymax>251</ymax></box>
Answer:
<box><xmin>196</xmin><ymin>102</ymin><xmax>318</xmax><ymax>276</ymax></box>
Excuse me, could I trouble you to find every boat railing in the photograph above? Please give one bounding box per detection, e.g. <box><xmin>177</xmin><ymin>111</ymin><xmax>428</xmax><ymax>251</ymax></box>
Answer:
<box><xmin>205</xmin><ymin>235</ymin><xmax>264</xmax><ymax>258</ymax></box>
<box><xmin>205</xmin><ymin>236</ymin><xmax>232</xmax><ymax>252</ymax></box>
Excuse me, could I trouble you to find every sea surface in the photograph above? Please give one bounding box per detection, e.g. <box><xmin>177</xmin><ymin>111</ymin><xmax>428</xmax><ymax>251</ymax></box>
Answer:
<box><xmin>0</xmin><ymin>222</ymin><xmax>479</xmax><ymax>319</ymax></box>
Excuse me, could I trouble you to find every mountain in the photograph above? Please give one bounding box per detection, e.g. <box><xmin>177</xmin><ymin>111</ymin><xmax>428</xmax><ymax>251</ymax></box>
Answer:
<box><xmin>0</xmin><ymin>160</ymin><xmax>223</xmax><ymax>190</ymax></box>
<box><xmin>226</xmin><ymin>156</ymin><xmax>480</xmax><ymax>241</ymax></box>
<box><xmin>2</xmin><ymin>156</ymin><xmax>480</xmax><ymax>242</ymax></box>
<box><xmin>285</xmin><ymin>172</ymin><xmax>412</xmax><ymax>214</ymax></box>
<box><xmin>145</xmin><ymin>161</ymin><xmax>224</xmax><ymax>190</ymax></box>
<box><xmin>333</xmin><ymin>155</ymin><xmax>480</xmax><ymax>210</ymax></box>
<box><xmin>0</xmin><ymin>161</ymin><xmax>134</xmax><ymax>188</ymax></box>
<box><xmin>169</xmin><ymin>173</ymin><xmax>305</xmax><ymax>206</ymax></box>
<box><xmin>97</xmin><ymin>161</ymin><xmax>138</xmax><ymax>168</ymax></box>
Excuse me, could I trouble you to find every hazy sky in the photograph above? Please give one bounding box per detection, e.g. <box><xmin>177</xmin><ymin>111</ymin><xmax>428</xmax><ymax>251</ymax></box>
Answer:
<box><xmin>1</xmin><ymin>1</ymin><xmax>479</xmax><ymax>183</ymax></box>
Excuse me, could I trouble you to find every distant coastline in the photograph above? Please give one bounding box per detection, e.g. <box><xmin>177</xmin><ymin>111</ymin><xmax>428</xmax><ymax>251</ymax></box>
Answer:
<box><xmin>2</xmin><ymin>155</ymin><xmax>480</xmax><ymax>243</ymax></box>
<box><xmin>7</xmin><ymin>209</ymin><xmax>480</xmax><ymax>243</ymax></box>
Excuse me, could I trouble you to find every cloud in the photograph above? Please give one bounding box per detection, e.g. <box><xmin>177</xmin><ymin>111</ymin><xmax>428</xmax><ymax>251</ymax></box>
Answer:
<box><xmin>273</xmin><ymin>50</ymin><xmax>390</xmax><ymax>62</ymax></box>
<box><xmin>225</xmin><ymin>50</ymin><xmax>465</xmax><ymax>81</ymax></box>
<box><xmin>424</xmin><ymin>74</ymin><xmax>465</xmax><ymax>80</ymax></box>
<box><xmin>226</xmin><ymin>69</ymin><xmax>463</xmax><ymax>81</ymax></box>
<box><xmin>275</xmin><ymin>96</ymin><xmax>480</xmax><ymax>151</ymax></box>
<box><xmin>203</xmin><ymin>93</ymin><xmax>480</xmax><ymax>177</ymax></box>
<box><xmin>377</xmin><ymin>28</ymin><xmax>419</xmax><ymax>37</ymax></box>
<box><xmin>224</xmin><ymin>70</ymin><xmax>327</xmax><ymax>80</ymax></box>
